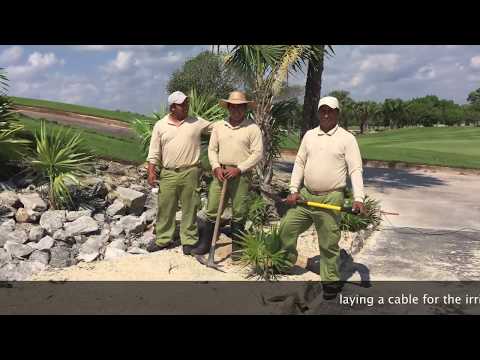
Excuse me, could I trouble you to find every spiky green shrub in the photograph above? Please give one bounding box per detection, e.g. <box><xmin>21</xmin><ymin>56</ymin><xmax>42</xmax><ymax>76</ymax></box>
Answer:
<box><xmin>0</xmin><ymin>68</ymin><xmax>31</xmax><ymax>168</ymax></box>
<box><xmin>28</xmin><ymin>121</ymin><xmax>94</xmax><ymax>209</ymax></box>
<box><xmin>340</xmin><ymin>192</ymin><xmax>382</xmax><ymax>232</ymax></box>
<box><xmin>246</xmin><ymin>192</ymin><xmax>274</xmax><ymax>229</ymax></box>
<box><xmin>236</xmin><ymin>225</ymin><xmax>292</xmax><ymax>281</ymax></box>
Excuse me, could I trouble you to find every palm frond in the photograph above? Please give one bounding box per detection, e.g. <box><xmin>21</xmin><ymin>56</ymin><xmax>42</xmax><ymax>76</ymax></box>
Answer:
<box><xmin>28</xmin><ymin>121</ymin><xmax>95</xmax><ymax>209</ymax></box>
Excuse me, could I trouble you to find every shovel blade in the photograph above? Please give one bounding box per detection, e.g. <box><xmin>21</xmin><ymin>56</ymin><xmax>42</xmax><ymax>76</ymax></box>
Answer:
<box><xmin>194</xmin><ymin>255</ymin><xmax>226</xmax><ymax>273</ymax></box>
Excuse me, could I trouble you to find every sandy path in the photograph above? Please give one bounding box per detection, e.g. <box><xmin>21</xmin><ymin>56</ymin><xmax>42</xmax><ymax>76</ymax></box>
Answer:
<box><xmin>14</xmin><ymin>105</ymin><xmax>135</xmax><ymax>138</ymax></box>
<box><xmin>31</xmin><ymin>233</ymin><xmax>321</xmax><ymax>281</ymax></box>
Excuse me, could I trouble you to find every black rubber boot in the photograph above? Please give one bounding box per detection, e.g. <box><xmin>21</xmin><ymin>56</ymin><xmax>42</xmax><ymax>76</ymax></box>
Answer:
<box><xmin>190</xmin><ymin>218</ymin><xmax>215</xmax><ymax>255</ymax></box>
<box><xmin>182</xmin><ymin>245</ymin><xmax>195</xmax><ymax>255</ymax></box>
<box><xmin>230</xmin><ymin>222</ymin><xmax>245</xmax><ymax>262</ymax></box>
<box><xmin>322</xmin><ymin>281</ymin><xmax>344</xmax><ymax>300</ymax></box>
<box><xmin>146</xmin><ymin>240</ymin><xmax>170</xmax><ymax>253</ymax></box>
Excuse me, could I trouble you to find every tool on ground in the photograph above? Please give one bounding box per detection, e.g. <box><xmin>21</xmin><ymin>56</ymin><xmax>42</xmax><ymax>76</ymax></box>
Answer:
<box><xmin>195</xmin><ymin>177</ymin><xmax>228</xmax><ymax>273</ymax></box>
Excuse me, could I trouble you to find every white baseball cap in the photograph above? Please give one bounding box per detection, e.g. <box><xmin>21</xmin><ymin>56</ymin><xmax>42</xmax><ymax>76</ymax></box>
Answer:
<box><xmin>318</xmin><ymin>96</ymin><xmax>340</xmax><ymax>110</ymax></box>
<box><xmin>168</xmin><ymin>91</ymin><xmax>188</xmax><ymax>106</ymax></box>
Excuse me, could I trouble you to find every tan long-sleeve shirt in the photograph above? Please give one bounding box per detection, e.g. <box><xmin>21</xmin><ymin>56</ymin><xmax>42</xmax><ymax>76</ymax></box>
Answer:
<box><xmin>208</xmin><ymin>118</ymin><xmax>263</xmax><ymax>173</ymax></box>
<box><xmin>290</xmin><ymin>125</ymin><xmax>365</xmax><ymax>202</ymax></box>
<box><xmin>147</xmin><ymin>115</ymin><xmax>213</xmax><ymax>169</ymax></box>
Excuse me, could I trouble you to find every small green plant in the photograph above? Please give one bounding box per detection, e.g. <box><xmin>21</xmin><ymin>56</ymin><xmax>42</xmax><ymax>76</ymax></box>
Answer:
<box><xmin>28</xmin><ymin>121</ymin><xmax>94</xmax><ymax>209</ymax></box>
<box><xmin>246</xmin><ymin>192</ymin><xmax>273</xmax><ymax>229</ymax></box>
<box><xmin>0</xmin><ymin>68</ymin><xmax>31</xmax><ymax>168</ymax></box>
<box><xmin>340</xmin><ymin>193</ymin><xmax>382</xmax><ymax>233</ymax></box>
<box><xmin>236</xmin><ymin>225</ymin><xmax>292</xmax><ymax>281</ymax></box>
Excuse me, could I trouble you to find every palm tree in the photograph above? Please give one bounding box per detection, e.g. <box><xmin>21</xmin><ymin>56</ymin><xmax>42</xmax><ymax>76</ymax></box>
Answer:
<box><xmin>382</xmin><ymin>99</ymin><xmax>409</xmax><ymax>129</ymax></box>
<box><xmin>355</xmin><ymin>101</ymin><xmax>379</xmax><ymax>134</ymax></box>
<box><xmin>301</xmin><ymin>45</ymin><xmax>334</xmax><ymax>139</ymax></box>
<box><xmin>225</xmin><ymin>45</ymin><xmax>327</xmax><ymax>185</ymax></box>
<box><xmin>328</xmin><ymin>90</ymin><xmax>355</xmax><ymax>130</ymax></box>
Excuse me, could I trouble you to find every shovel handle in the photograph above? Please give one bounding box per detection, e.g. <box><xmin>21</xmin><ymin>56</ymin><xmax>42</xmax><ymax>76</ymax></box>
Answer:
<box><xmin>207</xmin><ymin>178</ymin><xmax>228</xmax><ymax>264</ymax></box>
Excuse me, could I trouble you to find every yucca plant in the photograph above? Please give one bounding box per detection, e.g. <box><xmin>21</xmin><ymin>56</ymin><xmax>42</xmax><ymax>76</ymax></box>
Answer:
<box><xmin>246</xmin><ymin>192</ymin><xmax>274</xmax><ymax>229</ymax></box>
<box><xmin>236</xmin><ymin>225</ymin><xmax>292</xmax><ymax>281</ymax></box>
<box><xmin>0</xmin><ymin>68</ymin><xmax>31</xmax><ymax>166</ymax></box>
<box><xmin>28</xmin><ymin>121</ymin><xmax>95</xmax><ymax>209</ymax></box>
<box><xmin>340</xmin><ymin>193</ymin><xmax>382</xmax><ymax>233</ymax></box>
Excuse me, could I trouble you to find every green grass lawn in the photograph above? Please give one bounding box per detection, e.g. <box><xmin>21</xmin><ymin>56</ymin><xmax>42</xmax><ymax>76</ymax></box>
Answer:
<box><xmin>18</xmin><ymin>115</ymin><xmax>146</xmax><ymax>164</ymax></box>
<box><xmin>357</xmin><ymin>127</ymin><xmax>480</xmax><ymax>169</ymax></box>
<box><xmin>12</xmin><ymin>96</ymin><xmax>153</xmax><ymax>124</ymax></box>
<box><xmin>279</xmin><ymin>126</ymin><xmax>480</xmax><ymax>169</ymax></box>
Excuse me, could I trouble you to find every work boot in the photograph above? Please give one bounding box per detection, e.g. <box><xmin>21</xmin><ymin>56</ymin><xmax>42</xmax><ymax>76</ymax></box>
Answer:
<box><xmin>182</xmin><ymin>244</ymin><xmax>196</xmax><ymax>255</ymax></box>
<box><xmin>230</xmin><ymin>222</ymin><xmax>246</xmax><ymax>262</ymax></box>
<box><xmin>190</xmin><ymin>218</ymin><xmax>215</xmax><ymax>255</ymax></box>
<box><xmin>146</xmin><ymin>240</ymin><xmax>170</xmax><ymax>253</ymax></box>
<box><xmin>322</xmin><ymin>281</ymin><xmax>344</xmax><ymax>300</ymax></box>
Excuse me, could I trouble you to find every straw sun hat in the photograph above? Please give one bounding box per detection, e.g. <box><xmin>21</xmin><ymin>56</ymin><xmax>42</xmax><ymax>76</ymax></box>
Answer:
<box><xmin>219</xmin><ymin>91</ymin><xmax>256</xmax><ymax>109</ymax></box>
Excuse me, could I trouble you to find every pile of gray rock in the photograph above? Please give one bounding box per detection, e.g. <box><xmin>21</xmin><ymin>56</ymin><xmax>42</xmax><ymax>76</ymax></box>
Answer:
<box><xmin>0</xmin><ymin>162</ymin><xmax>161</xmax><ymax>280</ymax></box>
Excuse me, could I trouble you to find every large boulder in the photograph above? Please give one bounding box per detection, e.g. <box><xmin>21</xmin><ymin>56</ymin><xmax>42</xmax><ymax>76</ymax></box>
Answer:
<box><xmin>64</xmin><ymin>216</ymin><xmax>99</xmax><ymax>237</ymax></box>
<box><xmin>139</xmin><ymin>231</ymin><xmax>155</xmax><ymax>247</ymax></box>
<box><xmin>49</xmin><ymin>245</ymin><xmax>72</xmax><ymax>268</ymax></box>
<box><xmin>34</xmin><ymin>236</ymin><xmax>55</xmax><ymax>251</ymax></box>
<box><xmin>66</xmin><ymin>210</ymin><xmax>93</xmax><ymax>222</ymax></box>
<box><xmin>0</xmin><ymin>219</ymin><xmax>16</xmax><ymax>232</ymax></box>
<box><xmin>106</xmin><ymin>199</ymin><xmax>126</xmax><ymax>217</ymax></box>
<box><xmin>0</xmin><ymin>248</ymin><xmax>10</xmax><ymax>265</ymax></box>
<box><xmin>104</xmin><ymin>247</ymin><xmax>128</xmax><ymax>261</ymax></box>
<box><xmin>0</xmin><ymin>204</ymin><xmax>16</xmax><ymax>218</ymax></box>
<box><xmin>4</xmin><ymin>230</ymin><xmax>29</xmax><ymax>244</ymax></box>
<box><xmin>18</xmin><ymin>193</ymin><xmax>47</xmax><ymax>213</ymax></box>
<box><xmin>77</xmin><ymin>234</ymin><xmax>109</xmax><ymax>263</ymax></box>
<box><xmin>40</xmin><ymin>210</ymin><xmax>67</xmax><ymax>234</ymax></box>
<box><xmin>142</xmin><ymin>208</ymin><xmax>157</xmax><ymax>224</ymax></box>
<box><xmin>4</xmin><ymin>241</ymin><xmax>35</xmax><ymax>259</ymax></box>
<box><xmin>15</xmin><ymin>208</ymin><xmax>32</xmax><ymax>223</ymax></box>
<box><xmin>110</xmin><ymin>222</ymin><xmax>124</xmax><ymax>238</ymax></box>
<box><xmin>114</xmin><ymin>187</ymin><xmax>146</xmax><ymax>216</ymax></box>
<box><xmin>127</xmin><ymin>246</ymin><xmax>149</xmax><ymax>255</ymax></box>
<box><xmin>0</xmin><ymin>260</ymin><xmax>47</xmax><ymax>281</ymax></box>
<box><xmin>29</xmin><ymin>250</ymin><xmax>50</xmax><ymax>265</ymax></box>
<box><xmin>119</xmin><ymin>215</ymin><xmax>145</xmax><ymax>236</ymax></box>
<box><xmin>108</xmin><ymin>239</ymin><xmax>127</xmax><ymax>251</ymax></box>
<box><xmin>29</xmin><ymin>226</ymin><xmax>45</xmax><ymax>242</ymax></box>
<box><xmin>0</xmin><ymin>191</ymin><xmax>20</xmax><ymax>208</ymax></box>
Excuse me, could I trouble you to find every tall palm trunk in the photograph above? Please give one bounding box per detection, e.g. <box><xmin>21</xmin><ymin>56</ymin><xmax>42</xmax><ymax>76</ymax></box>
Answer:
<box><xmin>301</xmin><ymin>46</ymin><xmax>325</xmax><ymax>140</ymax></box>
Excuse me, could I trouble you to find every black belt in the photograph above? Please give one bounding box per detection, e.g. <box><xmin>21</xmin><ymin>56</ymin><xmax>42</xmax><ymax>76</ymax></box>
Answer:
<box><xmin>305</xmin><ymin>187</ymin><xmax>345</xmax><ymax>196</ymax></box>
<box><xmin>163</xmin><ymin>164</ymin><xmax>200</xmax><ymax>172</ymax></box>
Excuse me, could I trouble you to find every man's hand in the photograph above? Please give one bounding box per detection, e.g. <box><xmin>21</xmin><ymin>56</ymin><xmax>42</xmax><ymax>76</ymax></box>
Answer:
<box><xmin>224</xmin><ymin>166</ymin><xmax>241</xmax><ymax>179</ymax></box>
<box><xmin>285</xmin><ymin>192</ymin><xmax>301</xmax><ymax>206</ymax></box>
<box><xmin>352</xmin><ymin>201</ymin><xmax>366</xmax><ymax>216</ymax></box>
<box><xmin>213</xmin><ymin>167</ymin><xmax>226</xmax><ymax>181</ymax></box>
<box><xmin>147</xmin><ymin>163</ymin><xmax>158</xmax><ymax>187</ymax></box>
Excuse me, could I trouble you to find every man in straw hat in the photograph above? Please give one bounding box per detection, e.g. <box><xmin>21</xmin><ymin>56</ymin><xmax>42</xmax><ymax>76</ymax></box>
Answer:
<box><xmin>277</xmin><ymin>96</ymin><xmax>366</xmax><ymax>299</ymax></box>
<box><xmin>191</xmin><ymin>91</ymin><xmax>263</xmax><ymax>260</ymax></box>
<box><xmin>146</xmin><ymin>90</ymin><xmax>214</xmax><ymax>255</ymax></box>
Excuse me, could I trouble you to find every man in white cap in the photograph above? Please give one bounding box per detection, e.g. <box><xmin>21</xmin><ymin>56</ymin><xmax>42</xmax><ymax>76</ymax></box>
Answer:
<box><xmin>277</xmin><ymin>95</ymin><xmax>366</xmax><ymax>299</ymax></box>
<box><xmin>190</xmin><ymin>91</ymin><xmax>263</xmax><ymax>259</ymax></box>
<box><xmin>146</xmin><ymin>91</ymin><xmax>214</xmax><ymax>255</ymax></box>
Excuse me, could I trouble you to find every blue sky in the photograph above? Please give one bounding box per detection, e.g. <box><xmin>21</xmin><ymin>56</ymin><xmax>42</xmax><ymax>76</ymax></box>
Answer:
<box><xmin>1</xmin><ymin>45</ymin><xmax>479</xmax><ymax>114</ymax></box>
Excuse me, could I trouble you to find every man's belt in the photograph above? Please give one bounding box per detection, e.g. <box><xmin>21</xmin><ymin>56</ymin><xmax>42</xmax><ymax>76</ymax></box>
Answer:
<box><xmin>305</xmin><ymin>187</ymin><xmax>345</xmax><ymax>196</ymax></box>
<box><xmin>163</xmin><ymin>163</ymin><xmax>200</xmax><ymax>172</ymax></box>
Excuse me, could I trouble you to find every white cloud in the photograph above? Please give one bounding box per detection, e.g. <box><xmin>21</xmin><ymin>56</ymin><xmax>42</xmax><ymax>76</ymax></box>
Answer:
<box><xmin>106</xmin><ymin>51</ymin><xmax>135</xmax><ymax>72</ymax></box>
<box><xmin>71</xmin><ymin>45</ymin><xmax>166</xmax><ymax>52</ymax></box>
<box><xmin>470</xmin><ymin>55</ymin><xmax>480</xmax><ymax>69</ymax></box>
<box><xmin>8</xmin><ymin>52</ymin><xmax>64</xmax><ymax>79</ymax></box>
<box><xmin>0</xmin><ymin>46</ymin><xmax>23</xmax><ymax>65</ymax></box>
<box><xmin>360</xmin><ymin>53</ymin><xmax>400</xmax><ymax>72</ymax></box>
<box><xmin>415</xmin><ymin>65</ymin><xmax>436</xmax><ymax>80</ymax></box>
